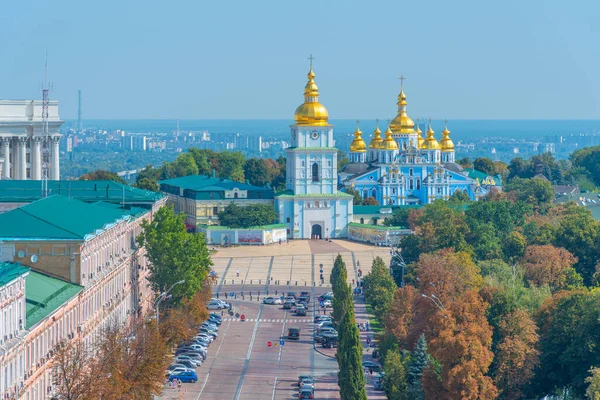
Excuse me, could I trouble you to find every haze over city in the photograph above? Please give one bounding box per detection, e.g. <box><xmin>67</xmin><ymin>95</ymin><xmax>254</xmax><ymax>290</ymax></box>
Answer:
<box><xmin>1</xmin><ymin>0</ymin><xmax>599</xmax><ymax>119</ymax></box>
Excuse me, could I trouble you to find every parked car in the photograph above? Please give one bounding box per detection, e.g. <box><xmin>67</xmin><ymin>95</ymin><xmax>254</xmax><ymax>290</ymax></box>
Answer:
<box><xmin>322</xmin><ymin>299</ymin><xmax>332</xmax><ymax>308</ymax></box>
<box><xmin>322</xmin><ymin>333</ymin><xmax>338</xmax><ymax>348</ymax></box>
<box><xmin>300</xmin><ymin>291</ymin><xmax>310</xmax><ymax>297</ymax></box>
<box><xmin>198</xmin><ymin>328</ymin><xmax>217</xmax><ymax>338</ymax></box>
<box><xmin>296</xmin><ymin>305</ymin><xmax>307</xmax><ymax>316</ymax></box>
<box><xmin>208</xmin><ymin>315</ymin><xmax>222</xmax><ymax>325</ymax></box>
<box><xmin>299</xmin><ymin>387</ymin><xmax>315</xmax><ymax>399</ymax></box>
<box><xmin>298</xmin><ymin>296</ymin><xmax>310</xmax><ymax>304</ymax></box>
<box><xmin>175</xmin><ymin>359</ymin><xmax>197</xmax><ymax>369</ymax></box>
<box><xmin>263</xmin><ymin>296</ymin><xmax>283</xmax><ymax>305</ymax></box>
<box><xmin>287</xmin><ymin>292</ymin><xmax>298</xmax><ymax>299</ymax></box>
<box><xmin>314</xmin><ymin>315</ymin><xmax>332</xmax><ymax>323</ymax></box>
<box><xmin>283</xmin><ymin>300</ymin><xmax>295</xmax><ymax>310</ymax></box>
<box><xmin>207</xmin><ymin>300</ymin><xmax>228</xmax><ymax>310</ymax></box>
<box><xmin>316</xmin><ymin>321</ymin><xmax>334</xmax><ymax>331</ymax></box>
<box><xmin>362</xmin><ymin>361</ymin><xmax>382</xmax><ymax>373</ymax></box>
<box><xmin>176</xmin><ymin>355</ymin><xmax>201</xmax><ymax>367</ymax></box>
<box><xmin>297</xmin><ymin>375</ymin><xmax>314</xmax><ymax>386</ymax></box>
<box><xmin>165</xmin><ymin>366</ymin><xmax>191</xmax><ymax>377</ymax></box>
<box><xmin>185</xmin><ymin>351</ymin><xmax>206</xmax><ymax>361</ymax></box>
<box><xmin>169</xmin><ymin>370</ymin><xmax>198</xmax><ymax>383</ymax></box>
<box><xmin>299</xmin><ymin>376</ymin><xmax>315</xmax><ymax>389</ymax></box>
<box><xmin>318</xmin><ymin>292</ymin><xmax>333</xmax><ymax>302</ymax></box>
<box><xmin>288</xmin><ymin>327</ymin><xmax>300</xmax><ymax>340</ymax></box>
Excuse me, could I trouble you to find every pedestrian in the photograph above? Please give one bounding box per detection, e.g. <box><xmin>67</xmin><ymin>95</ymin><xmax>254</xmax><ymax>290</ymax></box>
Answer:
<box><xmin>279</xmin><ymin>239</ymin><xmax>282</xmax><ymax>245</ymax></box>
<box><xmin>177</xmin><ymin>379</ymin><xmax>182</xmax><ymax>391</ymax></box>
<box><xmin>236</xmin><ymin>269</ymin><xmax>240</xmax><ymax>277</ymax></box>
<box><xmin>367</xmin><ymin>336</ymin><xmax>371</xmax><ymax>347</ymax></box>
<box><xmin>366</xmin><ymin>321</ymin><xmax>370</xmax><ymax>331</ymax></box>
<box><xmin>221</xmin><ymin>310</ymin><xmax>224</xmax><ymax>316</ymax></box>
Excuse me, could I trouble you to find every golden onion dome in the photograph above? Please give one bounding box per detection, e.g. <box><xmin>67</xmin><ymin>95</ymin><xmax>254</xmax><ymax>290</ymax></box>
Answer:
<box><xmin>350</xmin><ymin>123</ymin><xmax>367</xmax><ymax>153</ymax></box>
<box><xmin>389</xmin><ymin>89</ymin><xmax>416</xmax><ymax>134</ymax></box>
<box><xmin>422</xmin><ymin>123</ymin><xmax>441</xmax><ymax>150</ymax></box>
<box><xmin>294</xmin><ymin>64</ymin><xmax>329</xmax><ymax>126</ymax></box>
<box><xmin>369</xmin><ymin>120</ymin><xmax>383</xmax><ymax>149</ymax></box>
<box><xmin>440</xmin><ymin>120</ymin><xmax>455</xmax><ymax>152</ymax></box>
<box><xmin>382</xmin><ymin>125</ymin><xmax>399</xmax><ymax>150</ymax></box>
<box><xmin>416</xmin><ymin>119</ymin><xmax>425</xmax><ymax>148</ymax></box>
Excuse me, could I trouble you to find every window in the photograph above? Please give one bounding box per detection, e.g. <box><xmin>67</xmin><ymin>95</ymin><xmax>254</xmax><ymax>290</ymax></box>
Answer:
<box><xmin>286</xmin><ymin>217</ymin><xmax>290</xmax><ymax>223</ymax></box>
<box><xmin>212</xmin><ymin>207</ymin><xmax>218</xmax><ymax>215</ymax></box>
<box><xmin>234</xmin><ymin>192</ymin><xmax>238</xmax><ymax>199</ymax></box>
<box><xmin>315</xmin><ymin>201</ymin><xmax>319</xmax><ymax>207</ymax></box>
<box><xmin>409</xmin><ymin>168</ymin><xmax>414</xmax><ymax>176</ymax></box>
<box><xmin>287</xmin><ymin>229</ymin><xmax>290</xmax><ymax>234</ymax></box>
<box><xmin>312</xmin><ymin>163</ymin><xmax>320</xmax><ymax>182</ymax></box>
<box><xmin>372</xmin><ymin>189</ymin><xmax>377</xmax><ymax>197</ymax></box>
<box><xmin>363</xmin><ymin>190</ymin><xmax>368</xmax><ymax>198</ymax></box>
<box><xmin>301</xmin><ymin>161</ymin><xmax>305</xmax><ymax>167</ymax></box>
<box><xmin>209</xmin><ymin>192</ymin><xmax>214</xmax><ymax>199</ymax></box>
<box><xmin>416</xmin><ymin>178</ymin><xmax>421</xmax><ymax>190</ymax></box>
<box><xmin>392</xmin><ymin>188</ymin><xmax>396</xmax><ymax>194</ymax></box>
<box><xmin>360</xmin><ymin>218</ymin><xmax>364</xmax><ymax>224</ymax></box>
<box><xmin>409</xmin><ymin>179</ymin><xmax>414</xmax><ymax>190</ymax></box>
<box><xmin>327</xmin><ymin>160</ymin><xmax>332</xmax><ymax>167</ymax></box>
<box><xmin>52</xmin><ymin>246</ymin><xmax>67</xmax><ymax>256</ymax></box>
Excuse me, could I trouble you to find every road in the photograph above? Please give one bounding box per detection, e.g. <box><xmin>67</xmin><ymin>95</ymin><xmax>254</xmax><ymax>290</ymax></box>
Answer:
<box><xmin>158</xmin><ymin>287</ymin><xmax>340</xmax><ymax>400</ymax></box>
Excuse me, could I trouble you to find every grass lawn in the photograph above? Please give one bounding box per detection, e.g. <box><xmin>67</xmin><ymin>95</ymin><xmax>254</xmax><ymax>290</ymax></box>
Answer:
<box><xmin>364</xmin><ymin>303</ymin><xmax>383</xmax><ymax>333</ymax></box>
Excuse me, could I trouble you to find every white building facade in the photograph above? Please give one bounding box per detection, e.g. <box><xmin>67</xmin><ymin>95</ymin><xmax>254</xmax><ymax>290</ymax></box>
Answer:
<box><xmin>0</xmin><ymin>100</ymin><xmax>63</xmax><ymax>180</ymax></box>
<box><xmin>275</xmin><ymin>65</ymin><xmax>353</xmax><ymax>239</ymax></box>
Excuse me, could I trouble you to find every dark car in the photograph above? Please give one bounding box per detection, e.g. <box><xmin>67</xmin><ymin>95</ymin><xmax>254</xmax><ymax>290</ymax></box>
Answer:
<box><xmin>362</xmin><ymin>360</ymin><xmax>382</xmax><ymax>373</ymax></box>
<box><xmin>287</xmin><ymin>292</ymin><xmax>298</xmax><ymax>299</ymax></box>
<box><xmin>283</xmin><ymin>300</ymin><xmax>295</xmax><ymax>310</ymax></box>
<box><xmin>374</xmin><ymin>379</ymin><xmax>384</xmax><ymax>390</ymax></box>
<box><xmin>296</xmin><ymin>305</ymin><xmax>307</xmax><ymax>316</ymax></box>
<box><xmin>297</xmin><ymin>375</ymin><xmax>314</xmax><ymax>386</ymax></box>
<box><xmin>299</xmin><ymin>295</ymin><xmax>310</xmax><ymax>303</ymax></box>
<box><xmin>300</xmin><ymin>291</ymin><xmax>310</xmax><ymax>297</ymax></box>
<box><xmin>299</xmin><ymin>387</ymin><xmax>314</xmax><ymax>399</ymax></box>
<box><xmin>321</xmin><ymin>333</ymin><xmax>338</xmax><ymax>348</ymax></box>
<box><xmin>288</xmin><ymin>327</ymin><xmax>300</xmax><ymax>340</ymax></box>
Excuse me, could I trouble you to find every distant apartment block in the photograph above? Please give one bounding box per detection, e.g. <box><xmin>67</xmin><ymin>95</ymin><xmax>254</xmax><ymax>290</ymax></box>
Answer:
<box><xmin>121</xmin><ymin>134</ymin><xmax>147</xmax><ymax>151</ymax></box>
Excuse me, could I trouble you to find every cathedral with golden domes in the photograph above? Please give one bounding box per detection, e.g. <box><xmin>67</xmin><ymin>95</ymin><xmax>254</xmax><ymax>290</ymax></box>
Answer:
<box><xmin>275</xmin><ymin>62</ymin><xmax>487</xmax><ymax>239</ymax></box>
<box><xmin>339</xmin><ymin>80</ymin><xmax>488</xmax><ymax>206</ymax></box>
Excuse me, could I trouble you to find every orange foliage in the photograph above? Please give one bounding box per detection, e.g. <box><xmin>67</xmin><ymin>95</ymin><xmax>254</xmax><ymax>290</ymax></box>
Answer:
<box><xmin>424</xmin><ymin>290</ymin><xmax>498</xmax><ymax>400</ymax></box>
<box><xmin>520</xmin><ymin>245</ymin><xmax>577</xmax><ymax>288</ymax></box>
<box><xmin>384</xmin><ymin>285</ymin><xmax>417</xmax><ymax>344</ymax></box>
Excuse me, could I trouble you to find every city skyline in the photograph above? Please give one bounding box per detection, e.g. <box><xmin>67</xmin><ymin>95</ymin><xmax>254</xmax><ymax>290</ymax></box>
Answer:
<box><xmin>1</xmin><ymin>0</ymin><xmax>599</xmax><ymax>120</ymax></box>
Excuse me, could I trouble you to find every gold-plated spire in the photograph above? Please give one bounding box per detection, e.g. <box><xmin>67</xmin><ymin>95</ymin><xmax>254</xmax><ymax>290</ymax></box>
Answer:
<box><xmin>350</xmin><ymin>119</ymin><xmax>367</xmax><ymax>152</ymax></box>
<box><xmin>369</xmin><ymin>118</ymin><xmax>383</xmax><ymax>149</ymax></box>
<box><xmin>382</xmin><ymin>119</ymin><xmax>399</xmax><ymax>150</ymax></box>
<box><xmin>294</xmin><ymin>55</ymin><xmax>329</xmax><ymax>126</ymax></box>
<box><xmin>422</xmin><ymin>118</ymin><xmax>441</xmax><ymax>150</ymax></box>
<box><xmin>440</xmin><ymin>119</ymin><xmax>455</xmax><ymax>152</ymax></box>
<box><xmin>389</xmin><ymin>75</ymin><xmax>416</xmax><ymax>134</ymax></box>
<box><xmin>416</xmin><ymin>118</ymin><xmax>424</xmax><ymax>148</ymax></box>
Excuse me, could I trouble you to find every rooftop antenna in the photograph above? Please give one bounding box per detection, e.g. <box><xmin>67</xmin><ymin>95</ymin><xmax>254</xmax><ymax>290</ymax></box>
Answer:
<box><xmin>41</xmin><ymin>52</ymin><xmax>53</xmax><ymax>198</ymax></box>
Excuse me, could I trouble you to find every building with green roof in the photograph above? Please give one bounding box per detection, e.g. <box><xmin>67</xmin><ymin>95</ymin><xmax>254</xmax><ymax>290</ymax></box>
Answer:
<box><xmin>159</xmin><ymin>174</ymin><xmax>275</xmax><ymax>230</ymax></box>
<box><xmin>0</xmin><ymin>179</ymin><xmax>164</xmax><ymax>214</ymax></box>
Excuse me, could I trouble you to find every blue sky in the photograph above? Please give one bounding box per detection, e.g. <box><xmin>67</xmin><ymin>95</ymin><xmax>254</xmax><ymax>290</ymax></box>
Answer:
<box><xmin>1</xmin><ymin>0</ymin><xmax>598</xmax><ymax>119</ymax></box>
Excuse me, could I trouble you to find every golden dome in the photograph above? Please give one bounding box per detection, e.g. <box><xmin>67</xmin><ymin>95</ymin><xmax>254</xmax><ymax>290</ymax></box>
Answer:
<box><xmin>416</xmin><ymin>119</ymin><xmax>425</xmax><ymax>148</ymax></box>
<box><xmin>440</xmin><ymin>120</ymin><xmax>455</xmax><ymax>152</ymax></box>
<box><xmin>350</xmin><ymin>123</ymin><xmax>367</xmax><ymax>152</ymax></box>
<box><xmin>294</xmin><ymin>65</ymin><xmax>329</xmax><ymax>126</ymax></box>
<box><xmin>382</xmin><ymin>124</ymin><xmax>399</xmax><ymax>150</ymax></box>
<box><xmin>369</xmin><ymin>120</ymin><xmax>383</xmax><ymax>149</ymax></box>
<box><xmin>389</xmin><ymin>89</ymin><xmax>416</xmax><ymax>134</ymax></box>
<box><xmin>422</xmin><ymin>123</ymin><xmax>441</xmax><ymax>150</ymax></box>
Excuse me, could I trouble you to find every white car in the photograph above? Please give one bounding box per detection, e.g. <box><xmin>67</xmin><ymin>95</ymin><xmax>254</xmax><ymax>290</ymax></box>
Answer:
<box><xmin>207</xmin><ymin>300</ymin><xmax>226</xmax><ymax>310</ymax></box>
<box><xmin>166</xmin><ymin>366</ymin><xmax>191</xmax><ymax>377</ymax></box>
<box><xmin>263</xmin><ymin>297</ymin><xmax>283</xmax><ymax>305</ymax></box>
<box><xmin>322</xmin><ymin>300</ymin><xmax>332</xmax><ymax>308</ymax></box>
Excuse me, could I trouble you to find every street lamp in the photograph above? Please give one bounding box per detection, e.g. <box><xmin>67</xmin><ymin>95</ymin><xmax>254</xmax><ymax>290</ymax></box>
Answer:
<box><xmin>421</xmin><ymin>293</ymin><xmax>445</xmax><ymax>311</ymax></box>
<box><xmin>154</xmin><ymin>280</ymin><xmax>185</xmax><ymax>328</ymax></box>
<box><xmin>389</xmin><ymin>247</ymin><xmax>406</xmax><ymax>287</ymax></box>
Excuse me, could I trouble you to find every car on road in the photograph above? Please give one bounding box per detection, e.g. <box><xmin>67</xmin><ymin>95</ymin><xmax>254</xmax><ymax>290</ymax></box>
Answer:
<box><xmin>322</xmin><ymin>333</ymin><xmax>338</xmax><ymax>348</ymax></box>
<box><xmin>362</xmin><ymin>360</ymin><xmax>382</xmax><ymax>373</ymax></box>
<box><xmin>298</xmin><ymin>295</ymin><xmax>310</xmax><ymax>303</ymax></box>
<box><xmin>314</xmin><ymin>315</ymin><xmax>331</xmax><ymax>323</ymax></box>
<box><xmin>299</xmin><ymin>376</ymin><xmax>315</xmax><ymax>389</ymax></box>
<box><xmin>283</xmin><ymin>300</ymin><xmax>295</xmax><ymax>310</ymax></box>
<box><xmin>176</xmin><ymin>355</ymin><xmax>201</xmax><ymax>367</ymax></box>
<box><xmin>175</xmin><ymin>359</ymin><xmax>197</xmax><ymax>369</ymax></box>
<box><xmin>296</xmin><ymin>305</ymin><xmax>307</xmax><ymax>316</ymax></box>
<box><xmin>297</xmin><ymin>375</ymin><xmax>314</xmax><ymax>386</ymax></box>
<box><xmin>316</xmin><ymin>321</ymin><xmax>334</xmax><ymax>331</ymax></box>
<box><xmin>207</xmin><ymin>300</ymin><xmax>227</xmax><ymax>310</ymax></box>
<box><xmin>165</xmin><ymin>366</ymin><xmax>192</xmax><ymax>377</ymax></box>
<box><xmin>318</xmin><ymin>292</ymin><xmax>333</xmax><ymax>302</ymax></box>
<box><xmin>322</xmin><ymin>299</ymin><xmax>332</xmax><ymax>308</ymax></box>
<box><xmin>208</xmin><ymin>315</ymin><xmax>222</xmax><ymax>325</ymax></box>
<box><xmin>299</xmin><ymin>387</ymin><xmax>315</xmax><ymax>399</ymax></box>
<box><xmin>169</xmin><ymin>370</ymin><xmax>198</xmax><ymax>383</ymax></box>
<box><xmin>288</xmin><ymin>327</ymin><xmax>301</xmax><ymax>340</ymax></box>
<box><xmin>287</xmin><ymin>292</ymin><xmax>298</xmax><ymax>299</ymax></box>
<box><xmin>263</xmin><ymin>296</ymin><xmax>283</xmax><ymax>305</ymax></box>
<box><xmin>198</xmin><ymin>327</ymin><xmax>217</xmax><ymax>338</ymax></box>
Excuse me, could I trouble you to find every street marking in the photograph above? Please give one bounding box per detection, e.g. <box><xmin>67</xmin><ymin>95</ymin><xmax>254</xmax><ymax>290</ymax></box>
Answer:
<box><xmin>197</xmin><ymin>372</ymin><xmax>209</xmax><ymax>400</ymax></box>
<box><xmin>271</xmin><ymin>377</ymin><xmax>278</xmax><ymax>400</ymax></box>
<box><xmin>234</xmin><ymin>306</ymin><xmax>263</xmax><ymax>400</ymax></box>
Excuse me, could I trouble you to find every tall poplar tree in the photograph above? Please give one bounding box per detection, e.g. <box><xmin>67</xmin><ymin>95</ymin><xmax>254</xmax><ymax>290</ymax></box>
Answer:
<box><xmin>331</xmin><ymin>255</ymin><xmax>350</xmax><ymax>327</ymax></box>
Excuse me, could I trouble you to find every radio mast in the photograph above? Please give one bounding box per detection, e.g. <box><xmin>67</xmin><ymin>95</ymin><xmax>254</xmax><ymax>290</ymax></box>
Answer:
<box><xmin>41</xmin><ymin>53</ymin><xmax>53</xmax><ymax>197</ymax></box>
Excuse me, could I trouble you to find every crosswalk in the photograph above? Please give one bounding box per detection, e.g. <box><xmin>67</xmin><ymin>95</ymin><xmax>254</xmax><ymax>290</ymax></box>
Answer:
<box><xmin>221</xmin><ymin>318</ymin><xmax>312</xmax><ymax>323</ymax></box>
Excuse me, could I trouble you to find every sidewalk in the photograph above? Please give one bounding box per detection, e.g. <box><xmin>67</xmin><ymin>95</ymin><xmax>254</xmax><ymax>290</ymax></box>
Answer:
<box><xmin>353</xmin><ymin>291</ymin><xmax>387</xmax><ymax>400</ymax></box>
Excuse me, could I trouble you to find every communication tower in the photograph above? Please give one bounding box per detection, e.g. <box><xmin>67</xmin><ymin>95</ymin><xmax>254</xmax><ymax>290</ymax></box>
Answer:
<box><xmin>41</xmin><ymin>53</ymin><xmax>53</xmax><ymax>197</ymax></box>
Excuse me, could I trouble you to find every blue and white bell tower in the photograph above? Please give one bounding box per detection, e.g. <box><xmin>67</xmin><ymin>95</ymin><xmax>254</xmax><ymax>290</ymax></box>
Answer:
<box><xmin>276</xmin><ymin>58</ymin><xmax>353</xmax><ymax>239</ymax></box>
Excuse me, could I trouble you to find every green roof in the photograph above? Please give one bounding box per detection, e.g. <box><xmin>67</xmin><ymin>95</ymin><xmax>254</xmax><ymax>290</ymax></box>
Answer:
<box><xmin>275</xmin><ymin>190</ymin><xmax>353</xmax><ymax>199</ymax></box>
<box><xmin>159</xmin><ymin>175</ymin><xmax>274</xmax><ymax>200</ymax></box>
<box><xmin>0</xmin><ymin>262</ymin><xmax>30</xmax><ymax>287</ymax></box>
<box><xmin>348</xmin><ymin>222</ymin><xmax>408</xmax><ymax>231</ymax></box>
<box><xmin>353</xmin><ymin>205</ymin><xmax>423</xmax><ymax>214</ymax></box>
<box><xmin>0</xmin><ymin>195</ymin><xmax>143</xmax><ymax>240</ymax></box>
<box><xmin>199</xmin><ymin>223</ymin><xmax>286</xmax><ymax>230</ymax></box>
<box><xmin>0</xmin><ymin>180</ymin><xmax>164</xmax><ymax>205</ymax></box>
<box><xmin>25</xmin><ymin>269</ymin><xmax>83</xmax><ymax>329</ymax></box>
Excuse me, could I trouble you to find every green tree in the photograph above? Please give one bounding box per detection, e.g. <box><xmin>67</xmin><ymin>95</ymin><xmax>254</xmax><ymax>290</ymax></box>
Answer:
<box><xmin>338</xmin><ymin>149</ymin><xmax>350</xmax><ymax>170</ymax></box>
<box><xmin>449</xmin><ymin>190</ymin><xmax>471</xmax><ymax>203</ymax></box>
<box><xmin>473</xmin><ymin>157</ymin><xmax>497</xmax><ymax>175</ymax></box>
<box><xmin>136</xmin><ymin>165</ymin><xmax>161</xmax><ymax>183</ymax></box>
<box><xmin>135</xmin><ymin>177</ymin><xmax>160</xmax><ymax>192</ymax></box>
<box><xmin>503</xmin><ymin>230</ymin><xmax>527</xmax><ymax>262</ymax></box>
<box><xmin>586</xmin><ymin>367</ymin><xmax>600</xmax><ymax>400</ymax></box>
<box><xmin>506</xmin><ymin>177</ymin><xmax>554</xmax><ymax>214</ymax></box>
<box><xmin>458</xmin><ymin>157</ymin><xmax>473</xmax><ymax>169</ymax></box>
<box><xmin>216</xmin><ymin>152</ymin><xmax>245</xmax><ymax>182</ymax></box>
<box><xmin>172</xmin><ymin>153</ymin><xmax>199</xmax><ymax>177</ymax></box>
<box><xmin>383</xmin><ymin>208</ymin><xmax>411</xmax><ymax>227</ymax></box>
<box><xmin>345</xmin><ymin>187</ymin><xmax>363</xmax><ymax>205</ymax></box>
<box><xmin>383</xmin><ymin>349</ymin><xmax>409</xmax><ymax>400</ymax></box>
<box><xmin>217</xmin><ymin>203</ymin><xmax>278</xmax><ymax>228</ymax></box>
<box><xmin>244</xmin><ymin>158</ymin><xmax>271</xmax><ymax>187</ymax></box>
<box><xmin>363</xmin><ymin>257</ymin><xmax>396</xmax><ymax>321</ymax></box>
<box><xmin>331</xmin><ymin>255</ymin><xmax>350</xmax><ymax>326</ymax></box>
<box><xmin>188</xmin><ymin>148</ymin><xmax>215</xmax><ymax>175</ymax></box>
<box><xmin>507</xmin><ymin>157</ymin><xmax>533</xmax><ymax>181</ymax></box>
<box><xmin>570</xmin><ymin>146</ymin><xmax>600</xmax><ymax>187</ymax></box>
<box><xmin>407</xmin><ymin>333</ymin><xmax>429</xmax><ymax>400</ymax></box>
<box><xmin>137</xmin><ymin>206</ymin><xmax>213</xmax><ymax>303</ymax></box>
<box><xmin>79</xmin><ymin>169</ymin><xmax>126</xmax><ymax>184</ymax></box>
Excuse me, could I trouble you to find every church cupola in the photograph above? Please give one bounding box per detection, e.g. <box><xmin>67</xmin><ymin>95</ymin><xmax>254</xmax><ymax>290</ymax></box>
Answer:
<box><xmin>294</xmin><ymin>55</ymin><xmax>329</xmax><ymax>126</ymax></box>
<box><xmin>368</xmin><ymin>119</ymin><xmax>383</xmax><ymax>163</ymax></box>
<box><xmin>389</xmin><ymin>76</ymin><xmax>416</xmax><ymax>135</ymax></box>
<box><xmin>416</xmin><ymin>118</ymin><xmax>425</xmax><ymax>149</ymax></box>
<box><xmin>440</xmin><ymin>119</ymin><xmax>455</xmax><ymax>163</ymax></box>
<box><xmin>350</xmin><ymin>120</ymin><xmax>367</xmax><ymax>163</ymax></box>
<box><xmin>422</xmin><ymin>119</ymin><xmax>441</xmax><ymax>164</ymax></box>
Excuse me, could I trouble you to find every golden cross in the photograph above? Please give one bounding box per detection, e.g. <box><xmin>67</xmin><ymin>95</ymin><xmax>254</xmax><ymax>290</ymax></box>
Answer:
<box><xmin>308</xmin><ymin>54</ymin><xmax>315</xmax><ymax>69</ymax></box>
<box><xmin>356</xmin><ymin>119</ymin><xmax>360</xmax><ymax>129</ymax></box>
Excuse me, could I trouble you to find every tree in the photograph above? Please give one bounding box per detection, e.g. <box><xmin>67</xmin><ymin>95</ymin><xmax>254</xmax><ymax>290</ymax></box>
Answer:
<box><xmin>217</xmin><ymin>203</ymin><xmax>278</xmax><ymax>228</ymax></box>
<box><xmin>507</xmin><ymin>157</ymin><xmax>533</xmax><ymax>181</ymax></box>
<box><xmin>338</xmin><ymin>149</ymin><xmax>350</xmax><ymax>170</ymax></box>
<box><xmin>520</xmin><ymin>245</ymin><xmax>579</xmax><ymax>290</ymax></box>
<box><xmin>506</xmin><ymin>177</ymin><xmax>554</xmax><ymax>214</ymax></box>
<box><xmin>458</xmin><ymin>157</ymin><xmax>473</xmax><ymax>169</ymax></box>
<box><xmin>492</xmin><ymin>309</ymin><xmax>539</xmax><ymax>400</ymax></box>
<box><xmin>423</xmin><ymin>290</ymin><xmax>498</xmax><ymax>400</ymax></box>
<box><xmin>135</xmin><ymin>177</ymin><xmax>160</xmax><ymax>192</ymax></box>
<box><xmin>79</xmin><ymin>169</ymin><xmax>126</xmax><ymax>184</ymax></box>
<box><xmin>384</xmin><ymin>285</ymin><xmax>418</xmax><ymax>345</ymax></box>
<box><xmin>363</xmin><ymin>257</ymin><xmax>396</xmax><ymax>321</ymax></box>
<box><xmin>345</xmin><ymin>187</ymin><xmax>363</xmax><ymax>205</ymax></box>
<box><xmin>534</xmin><ymin>289</ymin><xmax>600</xmax><ymax>397</ymax></box>
<box><xmin>407</xmin><ymin>333</ymin><xmax>429</xmax><ymax>400</ymax></box>
<box><xmin>363</xmin><ymin>196</ymin><xmax>379</xmax><ymax>205</ymax></box>
<box><xmin>570</xmin><ymin>145</ymin><xmax>600</xmax><ymax>187</ymax></box>
<box><xmin>449</xmin><ymin>190</ymin><xmax>471</xmax><ymax>203</ymax></box>
<box><xmin>136</xmin><ymin>165</ymin><xmax>160</xmax><ymax>183</ymax></box>
<box><xmin>244</xmin><ymin>158</ymin><xmax>271</xmax><ymax>187</ymax></box>
<box><xmin>331</xmin><ymin>254</ymin><xmax>350</xmax><ymax>326</ymax></box>
<box><xmin>502</xmin><ymin>230</ymin><xmax>527</xmax><ymax>262</ymax></box>
<box><xmin>171</xmin><ymin>153</ymin><xmax>199</xmax><ymax>177</ymax></box>
<box><xmin>586</xmin><ymin>367</ymin><xmax>600</xmax><ymax>400</ymax></box>
<box><xmin>216</xmin><ymin>151</ymin><xmax>245</xmax><ymax>182</ymax></box>
<box><xmin>383</xmin><ymin>207</ymin><xmax>410</xmax><ymax>227</ymax></box>
<box><xmin>51</xmin><ymin>339</ymin><xmax>101</xmax><ymax>400</ymax></box>
<box><xmin>188</xmin><ymin>148</ymin><xmax>215</xmax><ymax>175</ymax></box>
<box><xmin>474</xmin><ymin>157</ymin><xmax>497</xmax><ymax>175</ymax></box>
<box><xmin>383</xmin><ymin>349</ymin><xmax>409</xmax><ymax>400</ymax></box>
<box><xmin>137</xmin><ymin>206</ymin><xmax>213</xmax><ymax>303</ymax></box>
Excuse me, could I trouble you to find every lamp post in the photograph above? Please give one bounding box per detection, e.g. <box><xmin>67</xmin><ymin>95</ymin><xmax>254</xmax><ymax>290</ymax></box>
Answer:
<box><xmin>154</xmin><ymin>280</ymin><xmax>185</xmax><ymax>329</ymax></box>
<box><xmin>421</xmin><ymin>293</ymin><xmax>445</xmax><ymax>311</ymax></box>
<box><xmin>389</xmin><ymin>247</ymin><xmax>406</xmax><ymax>288</ymax></box>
